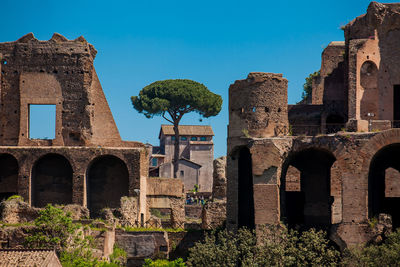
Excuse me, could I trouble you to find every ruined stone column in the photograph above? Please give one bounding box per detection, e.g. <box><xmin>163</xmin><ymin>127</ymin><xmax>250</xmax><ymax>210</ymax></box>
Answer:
<box><xmin>228</xmin><ymin>72</ymin><xmax>289</xmax><ymax>138</ymax></box>
<box><xmin>226</xmin><ymin>72</ymin><xmax>289</xmax><ymax>231</ymax></box>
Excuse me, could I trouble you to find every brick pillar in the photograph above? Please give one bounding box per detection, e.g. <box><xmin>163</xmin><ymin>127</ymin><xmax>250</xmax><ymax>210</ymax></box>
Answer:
<box><xmin>254</xmin><ymin>184</ymin><xmax>280</xmax><ymax>225</ymax></box>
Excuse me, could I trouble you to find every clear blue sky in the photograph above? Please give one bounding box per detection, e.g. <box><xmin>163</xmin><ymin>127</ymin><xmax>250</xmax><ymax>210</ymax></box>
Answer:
<box><xmin>1</xmin><ymin>0</ymin><xmax>392</xmax><ymax>158</ymax></box>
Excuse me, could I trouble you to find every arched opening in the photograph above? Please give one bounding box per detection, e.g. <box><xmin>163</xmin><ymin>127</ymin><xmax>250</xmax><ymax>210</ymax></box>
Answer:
<box><xmin>326</xmin><ymin>114</ymin><xmax>345</xmax><ymax>134</ymax></box>
<box><xmin>282</xmin><ymin>148</ymin><xmax>335</xmax><ymax>229</ymax></box>
<box><xmin>32</xmin><ymin>154</ymin><xmax>73</xmax><ymax>207</ymax></box>
<box><xmin>369</xmin><ymin>143</ymin><xmax>400</xmax><ymax>229</ymax></box>
<box><xmin>360</xmin><ymin>61</ymin><xmax>378</xmax><ymax>120</ymax></box>
<box><xmin>0</xmin><ymin>154</ymin><xmax>18</xmax><ymax>201</ymax></box>
<box><xmin>87</xmin><ymin>155</ymin><xmax>129</xmax><ymax>217</ymax></box>
<box><xmin>237</xmin><ymin>147</ymin><xmax>255</xmax><ymax>229</ymax></box>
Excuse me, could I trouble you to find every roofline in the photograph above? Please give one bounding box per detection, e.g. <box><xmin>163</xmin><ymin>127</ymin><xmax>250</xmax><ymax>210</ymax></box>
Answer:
<box><xmin>159</xmin><ymin>124</ymin><xmax>214</xmax><ymax>137</ymax></box>
<box><xmin>179</xmin><ymin>157</ymin><xmax>202</xmax><ymax>167</ymax></box>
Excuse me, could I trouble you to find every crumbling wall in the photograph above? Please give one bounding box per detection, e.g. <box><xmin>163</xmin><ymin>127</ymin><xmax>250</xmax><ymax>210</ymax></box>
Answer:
<box><xmin>212</xmin><ymin>156</ymin><xmax>226</xmax><ymax>200</ymax></box>
<box><xmin>312</xmin><ymin>42</ymin><xmax>346</xmax><ymax>106</ymax></box>
<box><xmin>0</xmin><ymin>33</ymin><xmax>123</xmax><ymax>147</ymax></box>
<box><xmin>201</xmin><ymin>201</ymin><xmax>226</xmax><ymax>229</ymax></box>
<box><xmin>146</xmin><ymin>178</ymin><xmax>185</xmax><ymax>227</ymax></box>
<box><xmin>345</xmin><ymin>2</ymin><xmax>400</xmax><ymax>125</ymax></box>
<box><xmin>115</xmin><ymin>229</ymin><xmax>169</xmax><ymax>266</ymax></box>
<box><xmin>0</xmin><ymin>33</ymin><xmax>148</xmax><ymax>226</ymax></box>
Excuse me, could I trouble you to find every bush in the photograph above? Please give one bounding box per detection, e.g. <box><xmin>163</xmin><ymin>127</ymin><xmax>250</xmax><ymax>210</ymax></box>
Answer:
<box><xmin>25</xmin><ymin>204</ymin><xmax>77</xmax><ymax>249</ymax></box>
<box><xmin>342</xmin><ymin>228</ymin><xmax>400</xmax><ymax>266</ymax></box>
<box><xmin>143</xmin><ymin>258</ymin><xmax>186</xmax><ymax>267</ymax></box>
<box><xmin>25</xmin><ymin>204</ymin><xmax>125</xmax><ymax>267</ymax></box>
<box><xmin>186</xmin><ymin>226</ymin><xmax>340</xmax><ymax>267</ymax></box>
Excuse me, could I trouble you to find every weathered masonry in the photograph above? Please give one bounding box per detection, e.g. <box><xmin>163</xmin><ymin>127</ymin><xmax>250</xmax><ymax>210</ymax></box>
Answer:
<box><xmin>227</xmin><ymin>2</ymin><xmax>400</xmax><ymax>247</ymax></box>
<box><xmin>0</xmin><ymin>33</ymin><xmax>148</xmax><ymax>219</ymax></box>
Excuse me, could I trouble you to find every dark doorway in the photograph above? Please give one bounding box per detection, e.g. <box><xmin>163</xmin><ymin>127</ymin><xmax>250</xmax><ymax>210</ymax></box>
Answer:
<box><xmin>393</xmin><ymin>85</ymin><xmax>400</xmax><ymax>123</ymax></box>
<box><xmin>369</xmin><ymin>143</ymin><xmax>400</xmax><ymax>229</ymax></box>
<box><xmin>32</xmin><ymin>154</ymin><xmax>73</xmax><ymax>207</ymax></box>
<box><xmin>237</xmin><ymin>147</ymin><xmax>255</xmax><ymax>229</ymax></box>
<box><xmin>0</xmin><ymin>154</ymin><xmax>18</xmax><ymax>201</ymax></box>
<box><xmin>87</xmin><ymin>155</ymin><xmax>129</xmax><ymax>217</ymax></box>
<box><xmin>283</xmin><ymin>149</ymin><xmax>335</xmax><ymax>229</ymax></box>
<box><xmin>326</xmin><ymin>114</ymin><xmax>345</xmax><ymax>134</ymax></box>
<box><xmin>285</xmin><ymin>191</ymin><xmax>305</xmax><ymax>226</ymax></box>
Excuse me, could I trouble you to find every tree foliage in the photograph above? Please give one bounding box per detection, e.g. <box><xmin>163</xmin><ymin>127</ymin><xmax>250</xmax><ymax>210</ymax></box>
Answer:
<box><xmin>186</xmin><ymin>226</ymin><xmax>340</xmax><ymax>267</ymax></box>
<box><xmin>301</xmin><ymin>71</ymin><xmax>320</xmax><ymax>103</ymax></box>
<box><xmin>131</xmin><ymin>79</ymin><xmax>222</xmax><ymax>121</ymax></box>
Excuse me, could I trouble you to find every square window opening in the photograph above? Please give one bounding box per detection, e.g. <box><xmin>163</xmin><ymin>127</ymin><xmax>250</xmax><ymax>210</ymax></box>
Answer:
<box><xmin>29</xmin><ymin>104</ymin><xmax>56</xmax><ymax>140</ymax></box>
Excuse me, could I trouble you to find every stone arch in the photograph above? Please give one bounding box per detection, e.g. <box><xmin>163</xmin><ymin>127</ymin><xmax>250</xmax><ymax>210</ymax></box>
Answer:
<box><xmin>359</xmin><ymin>60</ymin><xmax>379</xmax><ymax>120</ymax></box>
<box><xmin>360</xmin><ymin>129</ymin><xmax>400</xmax><ymax>174</ymax></box>
<box><xmin>237</xmin><ymin>146</ymin><xmax>255</xmax><ymax>229</ymax></box>
<box><xmin>368</xmin><ymin>143</ymin><xmax>400</xmax><ymax>228</ymax></box>
<box><xmin>32</xmin><ymin>153</ymin><xmax>73</xmax><ymax>207</ymax></box>
<box><xmin>86</xmin><ymin>155</ymin><xmax>129</xmax><ymax>217</ymax></box>
<box><xmin>281</xmin><ymin>147</ymin><xmax>336</xmax><ymax>229</ymax></box>
<box><xmin>359</xmin><ymin>129</ymin><xmax>400</xmax><ymax>222</ymax></box>
<box><xmin>0</xmin><ymin>154</ymin><xmax>19</xmax><ymax>200</ymax></box>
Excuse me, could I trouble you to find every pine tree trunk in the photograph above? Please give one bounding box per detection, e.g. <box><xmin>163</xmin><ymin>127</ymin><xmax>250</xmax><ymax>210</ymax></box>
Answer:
<box><xmin>173</xmin><ymin>123</ymin><xmax>179</xmax><ymax>178</ymax></box>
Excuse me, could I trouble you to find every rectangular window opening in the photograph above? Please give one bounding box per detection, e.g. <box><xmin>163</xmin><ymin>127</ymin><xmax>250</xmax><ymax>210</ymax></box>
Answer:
<box><xmin>29</xmin><ymin>104</ymin><xmax>56</xmax><ymax>140</ymax></box>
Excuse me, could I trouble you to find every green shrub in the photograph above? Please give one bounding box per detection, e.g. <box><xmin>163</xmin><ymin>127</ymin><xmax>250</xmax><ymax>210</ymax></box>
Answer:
<box><xmin>342</xmin><ymin>229</ymin><xmax>400</xmax><ymax>266</ymax></box>
<box><xmin>25</xmin><ymin>204</ymin><xmax>77</xmax><ymax>249</ymax></box>
<box><xmin>143</xmin><ymin>258</ymin><xmax>186</xmax><ymax>267</ymax></box>
<box><xmin>186</xmin><ymin>226</ymin><xmax>340</xmax><ymax>267</ymax></box>
<box><xmin>109</xmin><ymin>245</ymin><xmax>127</xmax><ymax>265</ymax></box>
<box><xmin>24</xmin><ymin>204</ymin><xmax>125</xmax><ymax>267</ymax></box>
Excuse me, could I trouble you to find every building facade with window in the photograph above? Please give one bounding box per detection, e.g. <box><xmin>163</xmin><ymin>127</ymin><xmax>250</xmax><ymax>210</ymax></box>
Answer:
<box><xmin>148</xmin><ymin>125</ymin><xmax>214</xmax><ymax>192</ymax></box>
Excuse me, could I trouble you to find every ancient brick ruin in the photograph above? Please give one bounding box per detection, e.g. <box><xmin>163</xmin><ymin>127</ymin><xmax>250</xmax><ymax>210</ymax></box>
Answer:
<box><xmin>227</xmin><ymin>2</ymin><xmax>400</xmax><ymax>247</ymax></box>
<box><xmin>0</xmin><ymin>33</ymin><xmax>148</xmax><ymax>219</ymax></box>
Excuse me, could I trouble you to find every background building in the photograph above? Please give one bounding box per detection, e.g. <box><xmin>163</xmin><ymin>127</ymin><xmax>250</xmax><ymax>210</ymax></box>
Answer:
<box><xmin>148</xmin><ymin>125</ymin><xmax>214</xmax><ymax>192</ymax></box>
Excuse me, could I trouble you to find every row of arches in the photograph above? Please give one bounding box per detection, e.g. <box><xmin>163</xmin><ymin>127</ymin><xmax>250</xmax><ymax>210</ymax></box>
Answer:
<box><xmin>0</xmin><ymin>153</ymin><xmax>129</xmax><ymax>217</ymax></box>
<box><xmin>236</xmin><ymin>143</ymin><xmax>400</xmax><ymax>230</ymax></box>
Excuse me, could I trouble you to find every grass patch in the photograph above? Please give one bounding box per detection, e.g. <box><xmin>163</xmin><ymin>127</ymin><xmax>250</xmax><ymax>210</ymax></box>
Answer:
<box><xmin>6</xmin><ymin>195</ymin><xmax>23</xmax><ymax>201</ymax></box>
<box><xmin>119</xmin><ymin>226</ymin><xmax>186</xmax><ymax>233</ymax></box>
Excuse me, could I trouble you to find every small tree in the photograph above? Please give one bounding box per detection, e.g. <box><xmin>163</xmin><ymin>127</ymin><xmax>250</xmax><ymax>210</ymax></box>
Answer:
<box><xmin>301</xmin><ymin>70</ymin><xmax>320</xmax><ymax>103</ymax></box>
<box><xmin>131</xmin><ymin>79</ymin><xmax>222</xmax><ymax>178</ymax></box>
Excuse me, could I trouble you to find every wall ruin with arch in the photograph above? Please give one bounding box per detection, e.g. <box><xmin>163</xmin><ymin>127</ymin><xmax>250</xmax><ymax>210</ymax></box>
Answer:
<box><xmin>0</xmin><ymin>34</ymin><xmax>149</xmax><ymax>221</ymax></box>
<box><xmin>228</xmin><ymin>123</ymin><xmax>400</xmax><ymax>247</ymax></box>
<box><xmin>227</xmin><ymin>2</ymin><xmax>400</xmax><ymax>247</ymax></box>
